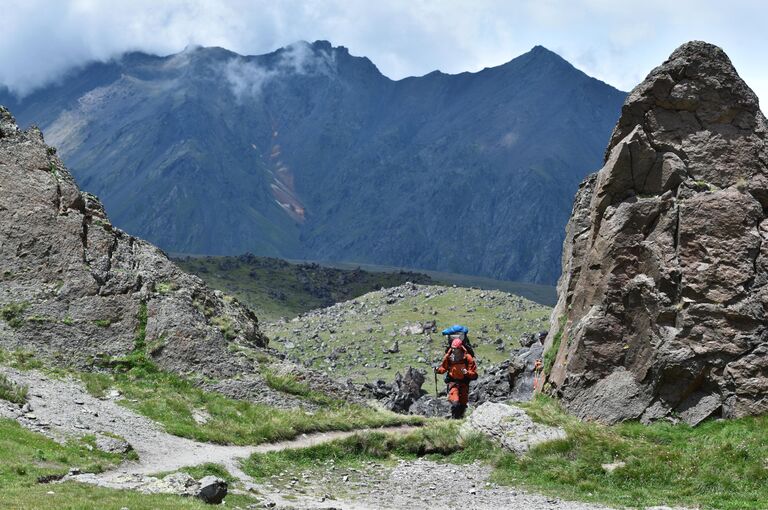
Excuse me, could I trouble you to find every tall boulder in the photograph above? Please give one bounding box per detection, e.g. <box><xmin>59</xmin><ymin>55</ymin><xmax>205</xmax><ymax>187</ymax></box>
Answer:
<box><xmin>544</xmin><ymin>41</ymin><xmax>768</xmax><ymax>425</ymax></box>
<box><xmin>0</xmin><ymin>105</ymin><xmax>268</xmax><ymax>378</ymax></box>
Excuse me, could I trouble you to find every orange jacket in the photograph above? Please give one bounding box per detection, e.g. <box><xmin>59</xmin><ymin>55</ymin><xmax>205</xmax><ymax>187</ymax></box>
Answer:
<box><xmin>437</xmin><ymin>347</ymin><xmax>477</xmax><ymax>382</ymax></box>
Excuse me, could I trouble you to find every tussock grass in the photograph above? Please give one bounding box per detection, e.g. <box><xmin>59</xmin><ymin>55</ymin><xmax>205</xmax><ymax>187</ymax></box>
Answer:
<box><xmin>0</xmin><ymin>373</ymin><xmax>28</xmax><ymax>404</ymax></box>
<box><xmin>0</xmin><ymin>349</ymin><xmax>43</xmax><ymax>370</ymax></box>
<box><xmin>1</xmin><ymin>301</ymin><xmax>28</xmax><ymax>329</ymax></box>
<box><xmin>80</xmin><ymin>372</ymin><xmax>113</xmax><ymax>398</ymax></box>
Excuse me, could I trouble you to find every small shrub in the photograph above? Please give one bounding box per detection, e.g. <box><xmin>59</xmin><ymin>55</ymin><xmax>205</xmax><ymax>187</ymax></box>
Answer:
<box><xmin>155</xmin><ymin>281</ymin><xmax>178</xmax><ymax>294</ymax></box>
<box><xmin>10</xmin><ymin>350</ymin><xmax>42</xmax><ymax>370</ymax></box>
<box><xmin>1</xmin><ymin>302</ymin><xmax>29</xmax><ymax>329</ymax></box>
<box><xmin>0</xmin><ymin>373</ymin><xmax>29</xmax><ymax>404</ymax></box>
<box><xmin>211</xmin><ymin>315</ymin><xmax>238</xmax><ymax>340</ymax></box>
<box><xmin>94</xmin><ymin>319</ymin><xmax>112</xmax><ymax>328</ymax></box>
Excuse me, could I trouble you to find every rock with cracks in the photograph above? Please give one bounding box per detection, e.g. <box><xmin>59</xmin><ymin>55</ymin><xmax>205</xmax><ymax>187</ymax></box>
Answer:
<box><xmin>544</xmin><ymin>41</ymin><xmax>768</xmax><ymax>425</ymax></box>
<box><xmin>0</xmin><ymin>105</ymin><xmax>275</xmax><ymax>390</ymax></box>
<box><xmin>460</xmin><ymin>402</ymin><xmax>565</xmax><ymax>456</ymax></box>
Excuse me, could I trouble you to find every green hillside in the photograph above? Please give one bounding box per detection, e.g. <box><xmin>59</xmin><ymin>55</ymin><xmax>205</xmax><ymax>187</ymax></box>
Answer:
<box><xmin>174</xmin><ymin>254</ymin><xmax>434</xmax><ymax>322</ymax></box>
<box><xmin>265</xmin><ymin>283</ymin><xmax>551</xmax><ymax>383</ymax></box>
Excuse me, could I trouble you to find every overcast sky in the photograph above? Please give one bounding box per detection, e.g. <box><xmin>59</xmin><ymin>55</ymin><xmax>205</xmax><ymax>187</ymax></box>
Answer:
<box><xmin>2</xmin><ymin>0</ymin><xmax>767</xmax><ymax>105</ymax></box>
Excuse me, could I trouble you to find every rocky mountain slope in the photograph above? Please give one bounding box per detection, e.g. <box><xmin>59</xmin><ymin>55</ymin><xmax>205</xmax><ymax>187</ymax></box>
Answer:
<box><xmin>0</xmin><ymin>105</ymin><xmax>271</xmax><ymax>385</ymax></box>
<box><xmin>265</xmin><ymin>282</ymin><xmax>550</xmax><ymax>383</ymax></box>
<box><xmin>0</xmin><ymin>42</ymin><xmax>626</xmax><ymax>284</ymax></box>
<box><xmin>544</xmin><ymin>41</ymin><xmax>768</xmax><ymax>425</ymax></box>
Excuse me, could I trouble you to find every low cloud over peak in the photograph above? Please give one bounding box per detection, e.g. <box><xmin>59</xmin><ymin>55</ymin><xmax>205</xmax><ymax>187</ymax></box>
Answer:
<box><xmin>1</xmin><ymin>1</ymin><xmax>766</xmax><ymax>104</ymax></box>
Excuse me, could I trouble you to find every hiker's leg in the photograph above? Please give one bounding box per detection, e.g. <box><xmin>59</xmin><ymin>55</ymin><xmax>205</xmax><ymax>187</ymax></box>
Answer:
<box><xmin>448</xmin><ymin>383</ymin><xmax>461</xmax><ymax>419</ymax></box>
<box><xmin>457</xmin><ymin>383</ymin><xmax>469</xmax><ymax>418</ymax></box>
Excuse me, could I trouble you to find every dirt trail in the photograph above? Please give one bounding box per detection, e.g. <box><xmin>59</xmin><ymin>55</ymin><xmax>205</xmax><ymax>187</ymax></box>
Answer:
<box><xmin>0</xmin><ymin>368</ymin><xmax>673</xmax><ymax>510</ymax></box>
<box><xmin>0</xmin><ymin>367</ymin><xmax>415</xmax><ymax>486</ymax></box>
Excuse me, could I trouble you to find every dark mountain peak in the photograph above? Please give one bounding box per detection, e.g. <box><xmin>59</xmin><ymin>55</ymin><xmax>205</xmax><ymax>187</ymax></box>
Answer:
<box><xmin>310</xmin><ymin>40</ymin><xmax>334</xmax><ymax>52</ymax></box>
<box><xmin>520</xmin><ymin>45</ymin><xmax>573</xmax><ymax>69</ymax></box>
<box><xmin>529</xmin><ymin>45</ymin><xmax>559</xmax><ymax>57</ymax></box>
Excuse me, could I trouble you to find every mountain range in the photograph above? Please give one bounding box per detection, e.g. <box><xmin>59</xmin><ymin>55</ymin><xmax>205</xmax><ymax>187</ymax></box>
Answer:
<box><xmin>0</xmin><ymin>41</ymin><xmax>625</xmax><ymax>284</ymax></box>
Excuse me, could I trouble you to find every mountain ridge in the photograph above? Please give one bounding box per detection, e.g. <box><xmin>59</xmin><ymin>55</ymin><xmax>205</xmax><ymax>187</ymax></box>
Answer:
<box><xmin>0</xmin><ymin>41</ymin><xmax>626</xmax><ymax>284</ymax></box>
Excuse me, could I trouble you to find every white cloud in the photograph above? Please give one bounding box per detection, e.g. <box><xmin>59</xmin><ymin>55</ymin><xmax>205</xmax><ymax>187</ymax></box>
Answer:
<box><xmin>220</xmin><ymin>41</ymin><xmax>337</xmax><ymax>101</ymax></box>
<box><xmin>0</xmin><ymin>0</ymin><xmax>766</xmax><ymax>105</ymax></box>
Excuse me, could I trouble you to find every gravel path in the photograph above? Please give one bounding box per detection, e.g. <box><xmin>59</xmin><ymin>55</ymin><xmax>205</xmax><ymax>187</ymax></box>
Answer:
<box><xmin>0</xmin><ymin>368</ymin><xmax>681</xmax><ymax>510</ymax></box>
<box><xmin>252</xmin><ymin>457</ymin><xmax>622</xmax><ymax>510</ymax></box>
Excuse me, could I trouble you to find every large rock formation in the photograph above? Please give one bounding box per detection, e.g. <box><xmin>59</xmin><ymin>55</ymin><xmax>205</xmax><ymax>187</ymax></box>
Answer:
<box><xmin>544</xmin><ymin>41</ymin><xmax>768</xmax><ymax>425</ymax></box>
<box><xmin>0</xmin><ymin>105</ymin><xmax>267</xmax><ymax>378</ymax></box>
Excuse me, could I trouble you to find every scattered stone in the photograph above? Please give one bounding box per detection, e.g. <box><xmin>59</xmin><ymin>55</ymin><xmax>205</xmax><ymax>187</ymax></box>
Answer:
<box><xmin>196</xmin><ymin>476</ymin><xmax>228</xmax><ymax>504</ymax></box>
<box><xmin>601</xmin><ymin>461</ymin><xmax>626</xmax><ymax>473</ymax></box>
<box><xmin>95</xmin><ymin>435</ymin><xmax>133</xmax><ymax>454</ymax></box>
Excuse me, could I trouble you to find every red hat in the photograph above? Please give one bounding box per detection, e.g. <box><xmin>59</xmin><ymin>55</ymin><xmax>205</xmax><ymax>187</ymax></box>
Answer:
<box><xmin>451</xmin><ymin>338</ymin><xmax>464</xmax><ymax>349</ymax></box>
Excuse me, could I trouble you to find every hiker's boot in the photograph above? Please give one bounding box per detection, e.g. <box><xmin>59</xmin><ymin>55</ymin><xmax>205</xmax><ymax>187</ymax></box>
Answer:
<box><xmin>457</xmin><ymin>404</ymin><xmax>467</xmax><ymax>419</ymax></box>
<box><xmin>450</xmin><ymin>402</ymin><xmax>462</xmax><ymax>419</ymax></box>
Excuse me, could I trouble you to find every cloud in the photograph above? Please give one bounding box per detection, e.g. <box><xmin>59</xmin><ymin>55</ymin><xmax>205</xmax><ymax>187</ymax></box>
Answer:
<box><xmin>220</xmin><ymin>41</ymin><xmax>337</xmax><ymax>101</ymax></box>
<box><xmin>0</xmin><ymin>0</ymin><xmax>766</xmax><ymax>105</ymax></box>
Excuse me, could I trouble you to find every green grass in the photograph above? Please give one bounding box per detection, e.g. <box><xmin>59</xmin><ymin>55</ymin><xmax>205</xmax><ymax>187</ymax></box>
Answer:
<box><xmin>543</xmin><ymin>314</ymin><xmax>566</xmax><ymax>373</ymax></box>
<box><xmin>266</xmin><ymin>285</ymin><xmax>551</xmax><ymax>383</ymax></box>
<box><xmin>0</xmin><ymin>349</ymin><xmax>44</xmax><ymax>370</ymax></box>
<box><xmin>263</xmin><ymin>369</ymin><xmax>333</xmax><ymax>405</ymax></box>
<box><xmin>80</xmin><ymin>372</ymin><xmax>112</xmax><ymax>398</ymax></box>
<box><xmin>0</xmin><ymin>418</ymin><xmax>257</xmax><ymax>509</ymax></box>
<box><xmin>174</xmin><ymin>254</ymin><xmax>435</xmax><ymax>321</ymax></box>
<box><xmin>487</xmin><ymin>395</ymin><xmax>768</xmax><ymax>510</ymax></box>
<box><xmin>241</xmin><ymin>421</ymin><xmax>488</xmax><ymax>480</ymax></box>
<box><xmin>78</xmin><ymin>367</ymin><xmax>419</xmax><ymax>446</ymax></box>
<box><xmin>242</xmin><ymin>396</ymin><xmax>768</xmax><ymax>509</ymax></box>
<box><xmin>0</xmin><ymin>372</ymin><xmax>28</xmax><ymax>403</ymax></box>
<box><xmin>1</xmin><ymin>301</ymin><xmax>29</xmax><ymax>329</ymax></box>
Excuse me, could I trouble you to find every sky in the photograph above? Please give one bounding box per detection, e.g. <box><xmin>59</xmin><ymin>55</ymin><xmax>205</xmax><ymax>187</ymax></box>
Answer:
<box><xmin>1</xmin><ymin>0</ymin><xmax>767</xmax><ymax>105</ymax></box>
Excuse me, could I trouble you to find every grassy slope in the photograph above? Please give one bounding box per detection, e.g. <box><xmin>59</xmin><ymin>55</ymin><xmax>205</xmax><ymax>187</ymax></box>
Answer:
<box><xmin>0</xmin><ymin>344</ymin><xmax>417</xmax><ymax>508</ymax></box>
<box><xmin>266</xmin><ymin>285</ymin><xmax>551</xmax><ymax>383</ymax></box>
<box><xmin>174</xmin><ymin>255</ymin><xmax>435</xmax><ymax>322</ymax></box>
<box><xmin>0</xmin><ymin>419</ymin><xmax>263</xmax><ymax>510</ymax></box>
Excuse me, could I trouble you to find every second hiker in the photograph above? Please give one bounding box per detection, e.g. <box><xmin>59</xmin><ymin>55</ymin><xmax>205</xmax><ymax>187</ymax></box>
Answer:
<box><xmin>435</xmin><ymin>337</ymin><xmax>478</xmax><ymax>419</ymax></box>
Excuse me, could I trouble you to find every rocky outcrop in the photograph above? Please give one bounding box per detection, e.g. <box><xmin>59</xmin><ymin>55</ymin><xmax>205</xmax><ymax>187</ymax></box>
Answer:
<box><xmin>544</xmin><ymin>41</ymin><xmax>768</xmax><ymax>425</ymax></box>
<box><xmin>0</xmin><ymin>105</ymin><xmax>267</xmax><ymax>379</ymax></box>
<box><xmin>469</xmin><ymin>341</ymin><xmax>544</xmax><ymax>404</ymax></box>
<box><xmin>460</xmin><ymin>402</ymin><xmax>565</xmax><ymax>455</ymax></box>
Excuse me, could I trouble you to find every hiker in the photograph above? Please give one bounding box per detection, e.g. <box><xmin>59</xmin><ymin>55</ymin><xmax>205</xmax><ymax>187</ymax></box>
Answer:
<box><xmin>435</xmin><ymin>338</ymin><xmax>478</xmax><ymax>419</ymax></box>
<box><xmin>441</xmin><ymin>324</ymin><xmax>475</xmax><ymax>356</ymax></box>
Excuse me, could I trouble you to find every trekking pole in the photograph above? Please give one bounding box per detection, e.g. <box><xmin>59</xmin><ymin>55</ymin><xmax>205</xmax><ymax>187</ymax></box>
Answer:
<box><xmin>434</xmin><ymin>368</ymin><xmax>438</xmax><ymax>397</ymax></box>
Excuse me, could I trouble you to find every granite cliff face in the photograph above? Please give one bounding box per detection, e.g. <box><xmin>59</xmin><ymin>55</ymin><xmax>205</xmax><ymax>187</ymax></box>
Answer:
<box><xmin>0</xmin><ymin>105</ymin><xmax>267</xmax><ymax>378</ymax></box>
<box><xmin>545</xmin><ymin>41</ymin><xmax>768</xmax><ymax>425</ymax></box>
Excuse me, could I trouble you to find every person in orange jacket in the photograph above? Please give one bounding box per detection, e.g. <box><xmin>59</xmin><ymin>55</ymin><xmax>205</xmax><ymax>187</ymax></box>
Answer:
<box><xmin>436</xmin><ymin>338</ymin><xmax>478</xmax><ymax>419</ymax></box>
